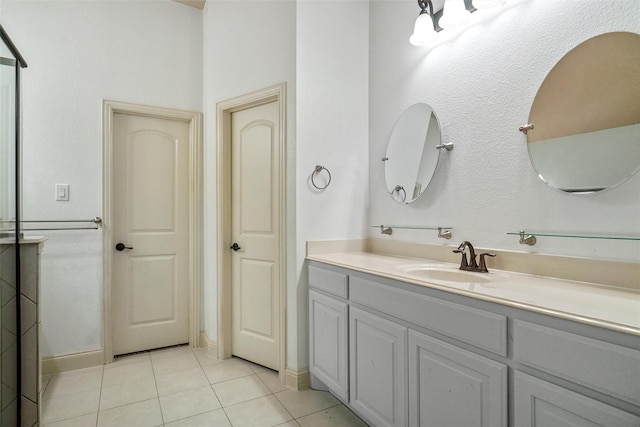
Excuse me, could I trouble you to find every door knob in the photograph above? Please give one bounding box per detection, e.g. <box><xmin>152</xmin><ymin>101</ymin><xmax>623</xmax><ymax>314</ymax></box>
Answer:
<box><xmin>230</xmin><ymin>242</ymin><xmax>241</xmax><ymax>252</ymax></box>
<box><xmin>115</xmin><ymin>243</ymin><xmax>133</xmax><ymax>251</ymax></box>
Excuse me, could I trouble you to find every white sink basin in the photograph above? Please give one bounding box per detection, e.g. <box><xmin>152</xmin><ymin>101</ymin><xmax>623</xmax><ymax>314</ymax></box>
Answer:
<box><xmin>401</xmin><ymin>266</ymin><xmax>492</xmax><ymax>283</ymax></box>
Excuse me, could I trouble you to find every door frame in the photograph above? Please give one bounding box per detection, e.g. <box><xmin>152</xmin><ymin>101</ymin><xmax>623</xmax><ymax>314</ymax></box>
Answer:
<box><xmin>102</xmin><ymin>100</ymin><xmax>202</xmax><ymax>363</ymax></box>
<box><xmin>216</xmin><ymin>83</ymin><xmax>287</xmax><ymax>379</ymax></box>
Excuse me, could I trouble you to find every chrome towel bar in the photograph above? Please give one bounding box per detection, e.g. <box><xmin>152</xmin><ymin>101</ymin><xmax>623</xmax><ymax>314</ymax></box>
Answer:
<box><xmin>19</xmin><ymin>217</ymin><xmax>102</xmax><ymax>231</ymax></box>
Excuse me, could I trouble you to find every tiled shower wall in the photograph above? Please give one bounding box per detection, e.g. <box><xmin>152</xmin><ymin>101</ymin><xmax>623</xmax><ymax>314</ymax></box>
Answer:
<box><xmin>1</xmin><ymin>243</ymin><xmax>18</xmax><ymax>425</ymax></box>
<box><xmin>1</xmin><ymin>241</ymin><xmax>42</xmax><ymax>426</ymax></box>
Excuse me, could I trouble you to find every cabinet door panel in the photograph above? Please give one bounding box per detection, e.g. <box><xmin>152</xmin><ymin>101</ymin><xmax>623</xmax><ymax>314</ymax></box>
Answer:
<box><xmin>350</xmin><ymin>307</ymin><xmax>407</xmax><ymax>427</ymax></box>
<box><xmin>309</xmin><ymin>290</ymin><xmax>348</xmax><ymax>402</ymax></box>
<box><xmin>514</xmin><ymin>371</ymin><xmax>640</xmax><ymax>427</ymax></box>
<box><xmin>408</xmin><ymin>331</ymin><xmax>507</xmax><ymax>427</ymax></box>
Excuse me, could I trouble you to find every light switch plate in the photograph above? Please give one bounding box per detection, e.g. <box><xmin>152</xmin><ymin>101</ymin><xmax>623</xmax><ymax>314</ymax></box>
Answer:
<box><xmin>55</xmin><ymin>184</ymin><xmax>70</xmax><ymax>201</ymax></box>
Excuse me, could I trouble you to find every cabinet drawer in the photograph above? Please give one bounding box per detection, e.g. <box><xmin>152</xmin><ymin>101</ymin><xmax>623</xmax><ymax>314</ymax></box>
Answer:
<box><xmin>309</xmin><ymin>264</ymin><xmax>348</xmax><ymax>298</ymax></box>
<box><xmin>514</xmin><ymin>371</ymin><xmax>640</xmax><ymax>427</ymax></box>
<box><xmin>514</xmin><ymin>320</ymin><xmax>640</xmax><ymax>406</ymax></box>
<box><xmin>351</xmin><ymin>276</ymin><xmax>507</xmax><ymax>356</ymax></box>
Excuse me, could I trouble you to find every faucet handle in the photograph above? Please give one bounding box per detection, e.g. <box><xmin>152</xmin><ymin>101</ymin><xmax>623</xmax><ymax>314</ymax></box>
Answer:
<box><xmin>453</xmin><ymin>249</ymin><xmax>468</xmax><ymax>268</ymax></box>
<box><xmin>478</xmin><ymin>253</ymin><xmax>496</xmax><ymax>272</ymax></box>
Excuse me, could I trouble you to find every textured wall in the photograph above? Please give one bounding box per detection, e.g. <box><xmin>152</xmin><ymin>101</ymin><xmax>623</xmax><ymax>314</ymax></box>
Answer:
<box><xmin>2</xmin><ymin>0</ymin><xmax>203</xmax><ymax>357</ymax></box>
<box><xmin>296</xmin><ymin>0</ymin><xmax>369</xmax><ymax>368</ymax></box>
<box><xmin>369</xmin><ymin>0</ymin><xmax>640</xmax><ymax>262</ymax></box>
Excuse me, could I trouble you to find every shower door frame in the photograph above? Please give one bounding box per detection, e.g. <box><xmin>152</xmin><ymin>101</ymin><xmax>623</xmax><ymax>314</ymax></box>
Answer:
<box><xmin>1</xmin><ymin>23</ymin><xmax>28</xmax><ymax>425</ymax></box>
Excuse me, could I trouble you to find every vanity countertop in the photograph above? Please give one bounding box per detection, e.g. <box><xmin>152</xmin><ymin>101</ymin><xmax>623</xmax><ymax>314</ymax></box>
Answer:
<box><xmin>307</xmin><ymin>251</ymin><xmax>640</xmax><ymax>336</ymax></box>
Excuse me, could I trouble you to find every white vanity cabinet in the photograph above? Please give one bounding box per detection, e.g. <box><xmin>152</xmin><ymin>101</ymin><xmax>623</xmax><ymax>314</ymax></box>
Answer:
<box><xmin>307</xmin><ymin>261</ymin><xmax>640</xmax><ymax>427</ymax></box>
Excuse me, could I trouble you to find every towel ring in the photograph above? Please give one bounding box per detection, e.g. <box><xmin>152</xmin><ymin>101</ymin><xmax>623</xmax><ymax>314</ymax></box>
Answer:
<box><xmin>311</xmin><ymin>165</ymin><xmax>332</xmax><ymax>190</ymax></box>
<box><xmin>391</xmin><ymin>185</ymin><xmax>406</xmax><ymax>202</ymax></box>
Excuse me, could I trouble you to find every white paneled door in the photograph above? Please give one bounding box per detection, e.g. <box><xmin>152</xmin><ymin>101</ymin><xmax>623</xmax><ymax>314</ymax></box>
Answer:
<box><xmin>112</xmin><ymin>113</ymin><xmax>190</xmax><ymax>356</ymax></box>
<box><xmin>230</xmin><ymin>101</ymin><xmax>281</xmax><ymax>371</ymax></box>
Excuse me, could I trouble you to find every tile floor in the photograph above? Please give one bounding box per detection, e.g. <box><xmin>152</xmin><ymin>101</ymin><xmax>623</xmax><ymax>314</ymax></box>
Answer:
<box><xmin>41</xmin><ymin>346</ymin><xmax>368</xmax><ymax>427</ymax></box>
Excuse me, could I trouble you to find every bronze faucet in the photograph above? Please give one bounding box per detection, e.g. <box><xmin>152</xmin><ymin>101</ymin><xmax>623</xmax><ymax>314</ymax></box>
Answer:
<box><xmin>453</xmin><ymin>241</ymin><xmax>496</xmax><ymax>273</ymax></box>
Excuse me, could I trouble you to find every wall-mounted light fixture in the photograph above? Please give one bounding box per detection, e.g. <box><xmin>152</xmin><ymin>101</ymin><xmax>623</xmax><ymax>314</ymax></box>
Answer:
<box><xmin>410</xmin><ymin>0</ymin><xmax>505</xmax><ymax>46</ymax></box>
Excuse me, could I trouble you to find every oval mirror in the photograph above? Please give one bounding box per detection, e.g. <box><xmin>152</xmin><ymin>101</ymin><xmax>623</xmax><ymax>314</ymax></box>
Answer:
<box><xmin>525</xmin><ymin>31</ymin><xmax>640</xmax><ymax>194</ymax></box>
<box><xmin>384</xmin><ymin>103</ymin><xmax>442</xmax><ymax>204</ymax></box>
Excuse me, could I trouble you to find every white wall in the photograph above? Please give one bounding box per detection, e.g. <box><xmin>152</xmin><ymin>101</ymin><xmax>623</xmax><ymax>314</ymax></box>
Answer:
<box><xmin>369</xmin><ymin>0</ymin><xmax>640</xmax><ymax>262</ymax></box>
<box><xmin>202</xmin><ymin>0</ymin><xmax>369</xmax><ymax>370</ymax></box>
<box><xmin>1</xmin><ymin>0</ymin><xmax>203</xmax><ymax>357</ymax></box>
<box><xmin>296</xmin><ymin>0</ymin><xmax>369</xmax><ymax>367</ymax></box>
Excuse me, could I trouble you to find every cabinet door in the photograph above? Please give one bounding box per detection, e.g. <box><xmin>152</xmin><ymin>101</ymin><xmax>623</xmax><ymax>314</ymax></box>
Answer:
<box><xmin>309</xmin><ymin>290</ymin><xmax>349</xmax><ymax>402</ymax></box>
<box><xmin>408</xmin><ymin>331</ymin><xmax>507</xmax><ymax>427</ymax></box>
<box><xmin>514</xmin><ymin>371</ymin><xmax>640</xmax><ymax>427</ymax></box>
<box><xmin>350</xmin><ymin>307</ymin><xmax>407</xmax><ymax>427</ymax></box>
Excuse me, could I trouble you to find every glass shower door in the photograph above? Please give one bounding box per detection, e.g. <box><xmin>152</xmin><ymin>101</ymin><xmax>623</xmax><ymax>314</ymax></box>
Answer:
<box><xmin>1</xmin><ymin>27</ymin><xmax>21</xmax><ymax>426</ymax></box>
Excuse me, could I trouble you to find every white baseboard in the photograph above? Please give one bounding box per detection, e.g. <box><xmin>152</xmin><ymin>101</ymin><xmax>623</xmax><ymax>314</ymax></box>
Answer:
<box><xmin>42</xmin><ymin>349</ymin><xmax>104</xmax><ymax>375</ymax></box>
<box><xmin>284</xmin><ymin>368</ymin><xmax>309</xmax><ymax>391</ymax></box>
<box><xmin>200</xmin><ymin>331</ymin><xmax>218</xmax><ymax>358</ymax></box>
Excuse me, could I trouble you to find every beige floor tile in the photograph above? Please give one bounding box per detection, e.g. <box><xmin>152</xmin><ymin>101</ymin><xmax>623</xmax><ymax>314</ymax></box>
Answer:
<box><xmin>152</xmin><ymin>350</ymin><xmax>200</xmax><ymax>376</ymax></box>
<box><xmin>42</xmin><ymin>412</ymin><xmax>98</xmax><ymax>427</ymax></box>
<box><xmin>257</xmin><ymin>370</ymin><xmax>288</xmax><ymax>393</ymax></box>
<box><xmin>212</xmin><ymin>375</ymin><xmax>271</xmax><ymax>407</ymax></box>
<box><xmin>202</xmin><ymin>358</ymin><xmax>253</xmax><ymax>384</ymax></box>
<box><xmin>275</xmin><ymin>421</ymin><xmax>301</xmax><ymax>427</ymax></box>
<box><xmin>44</xmin><ymin>367</ymin><xmax>103</xmax><ymax>399</ymax></box>
<box><xmin>149</xmin><ymin>345</ymin><xmax>192</xmax><ymax>360</ymax></box>
<box><xmin>223</xmin><ymin>395</ymin><xmax>293</xmax><ymax>427</ymax></box>
<box><xmin>102</xmin><ymin>359</ymin><xmax>154</xmax><ymax>387</ymax></box>
<box><xmin>155</xmin><ymin>366</ymin><xmax>209</xmax><ymax>396</ymax></box>
<box><xmin>99</xmin><ymin>375</ymin><xmax>158</xmax><ymax>410</ymax></box>
<box><xmin>159</xmin><ymin>385</ymin><xmax>221</xmax><ymax>423</ymax></box>
<box><xmin>296</xmin><ymin>405</ymin><xmax>368</xmax><ymax>427</ymax></box>
<box><xmin>274</xmin><ymin>389</ymin><xmax>339</xmax><ymax>419</ymax></box>
<box><xmin>193</xmin><ymin>348</ymin><xmax>221</xmax><ymax>367</ymax></box>
<box><xmin>42</xmin><ymin>388</ymin><xmax>101</xmax><ymax>424</ymax></box>
<box><xmin>97</xmin><ymin>398</ymin><xmax>163</xmax><ymax>427</ymax></box>
<box><xmin>164</xmin><ymin>408</ymin><xmax>231</xmax><ymax>427</ymax></box>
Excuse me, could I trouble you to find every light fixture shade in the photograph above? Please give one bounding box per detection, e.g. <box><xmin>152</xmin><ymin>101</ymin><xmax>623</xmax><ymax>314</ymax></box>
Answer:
<box><xmin>472</xmin><ymin>0</ymin><xmax>505</xmax><ymax>8</ymax></box>
<box><xmin>410</xmin><ymin>13</ymin><xmax>435</xmax><ymax>46</ymax></box>
<box><xmin>439</xmin><ymin>0</ymin><xmax>471</xmax><ymax>29</ymax></box>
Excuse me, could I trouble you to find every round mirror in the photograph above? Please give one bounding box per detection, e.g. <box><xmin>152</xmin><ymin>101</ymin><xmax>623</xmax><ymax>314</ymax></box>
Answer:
<box><xmin>525</xmin><ymin>31</ymin><xmax>640</xmax><ymax>194</ymax></box>
<box><xmin>384</xmin><ymin>103</ymin><xmax>442</xmax><ymax>203</ymax></box>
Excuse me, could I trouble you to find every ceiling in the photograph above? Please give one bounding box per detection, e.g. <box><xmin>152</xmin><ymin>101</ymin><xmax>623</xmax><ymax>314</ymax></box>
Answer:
<box><xmin>172</xmin><ymin>0</ymin><xmax>205</xmax><ymax>10</ymax></box>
